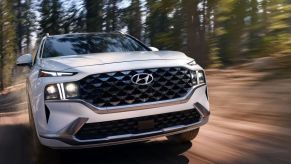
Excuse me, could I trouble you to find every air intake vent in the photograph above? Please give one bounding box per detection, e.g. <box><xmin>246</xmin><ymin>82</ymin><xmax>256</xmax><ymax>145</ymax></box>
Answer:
<box><xmin>75</xmin><ymin>108</ymin><xmax>201</xmax><ymax>140</ymax></box>
<box><xmin>45</xmin><ymin>105</ymin><xmax>50</xmax><ymax>123</ymax></box>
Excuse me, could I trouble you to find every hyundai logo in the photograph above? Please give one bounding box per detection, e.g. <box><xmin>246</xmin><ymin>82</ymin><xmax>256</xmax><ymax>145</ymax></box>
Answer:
<box><xmin>131</xmin><ymin>73</ymin><xmax>154</xmax><ymax>85</ymax></box>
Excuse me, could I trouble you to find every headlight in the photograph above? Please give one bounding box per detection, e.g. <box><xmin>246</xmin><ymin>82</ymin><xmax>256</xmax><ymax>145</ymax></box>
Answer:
<box><xmin>198</xmin><ymin>71</ymin><xmax>206</xmax><ymax>84</ymax></box>
<box><xmin>187</xmin><ymin>60</ymin><xmax>197</xmax><ymax>66</ymax></box>
<box><xmin>45</xmin><ymin>84</ymin><xmax>60</xmax><ymax>100</ymax></box>
<box><xmin>64</xmin><ymin>82</ymin><xmax>79</xmax><ymax>99</ymax></box>
<box><xmin>39</xmin><ymin>70</ymin><xmax>77</xmax><ymax>77</ymax></box>
<box><xmin>190</xmin><ymin>71</ymin><xmax>198</xmax><ymax>85</ymax></box>
<box><xmin>44</xmin><ymin>83</ymin><xmax>79</xmax><ymax>100</ymax></box>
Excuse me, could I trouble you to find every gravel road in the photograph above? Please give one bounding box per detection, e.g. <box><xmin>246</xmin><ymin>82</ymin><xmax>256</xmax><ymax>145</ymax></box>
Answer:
<box><xmin>1</xmin><ymin>69</ymin><xmax>291</xmax><ymax>164</ymax></box>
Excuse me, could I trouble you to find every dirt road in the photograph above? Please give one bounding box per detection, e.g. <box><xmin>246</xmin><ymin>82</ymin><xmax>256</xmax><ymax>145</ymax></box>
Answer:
<box><xmin>1</xmin><ymin>69</ymin><xmax>291</xmax><ymax>164</ymax></box>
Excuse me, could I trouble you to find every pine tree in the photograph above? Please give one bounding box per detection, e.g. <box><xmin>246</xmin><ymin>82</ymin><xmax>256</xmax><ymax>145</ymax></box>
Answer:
<box><xmin>75</xmin><ymin>10</ymin><xmax>87</xmax><ymax>32</ymax></box>
<box><xmin>0</xmin><ymin>0</ymin><xmax>17</xmax><ymax>90</ymax></box>
<box><xmin>181</xmin><ymin>0</ymin><xmax>200</xmax><ymax>61</ymax></box>
<box><xmin>0</xmin><ymin>0</ymin><xmax>3</xmax><ymax>90</ymax></box>
<box><xmin>84</xmin><ymin>0</ymin><xmax>104</xmax><ymax>32</ymax></box>
<box><xmin>23</xmin><ymin>0</ymin><xmax>36</xmax><ymax>53</ymax></box>
<box><xmin>104</xmin><ymin>0</ymin><xmax>121</xmax><ymax>32</ymax></box>
<box><xmin>39</xmin><ymin>0</ymin><xmax>64</xmax><ymax>35</ymax></box>
<box><xmin>215</xmin><ymin>0</ymin><xmax>249</xmax><ymax>65</ymax></box>
<box><xmin>126</xmin><ymin>0</ymin><xmax>142</xmax><ymax>39</ymax></box>
<box><xmin>62</xmin><ymin>3</ymin><xmax>84</xmax><ymax>33</ymax></box>
<box><xmin>171</xmin><ymin>1</ymin><xmax>184</xmax><ymax>51</ymax></box>
<box><xmin>248</xmin><ymin>0</ymin><xmax>260</xmax><ymax>57</ymax></box>
<box><xmin>145</xmin><ymin>0</ymin><xmax>176</xmax><ymax>49</ymax></box>
<box><xmin>15</xmin><ymin>0</ymin><xmax>24</xmax><ymax>54</ymax></box>
<box><xmin>264</xmin><ymin>0</ymin><xmax>291</xmax><ymax>54</ymax></box>
<box><xmin>14</xmin><ymin>0</ymin><xmax>35</xmax><ymax>54</ymax></box>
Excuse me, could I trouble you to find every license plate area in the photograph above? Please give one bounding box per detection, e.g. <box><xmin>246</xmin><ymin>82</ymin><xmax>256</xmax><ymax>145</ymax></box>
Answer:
<box><xmin>137</xmin><ymin>120</ymin><xmax>155</xmax><ymax>131</ymax></box>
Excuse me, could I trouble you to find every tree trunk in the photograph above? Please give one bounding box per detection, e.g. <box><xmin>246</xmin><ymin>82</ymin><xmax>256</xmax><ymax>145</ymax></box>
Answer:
<box><xmin>128</xmin><ymin>0</ymin><xmax>142</xmax><ymax>39</ymax></box>
<box><xmin>182</xmin><ymin>0</ymin><xmax>205</xmax><ymax>65</ymax></box>
<box><xmin>85</xmin><ymin>0</ymin><xmax>103</xmax><ymax>32</ymax></box>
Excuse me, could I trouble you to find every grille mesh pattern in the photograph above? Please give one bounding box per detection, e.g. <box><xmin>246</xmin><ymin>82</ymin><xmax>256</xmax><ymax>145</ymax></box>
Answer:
<box><xmin>79</xmin><ymin>67</ymin><xmax>194</xmax><ymax>108</ymax></box>
<box><xmin>75</xmin><ymin>109</ymin><xmax>201</xmax><ymax>140</ymax></box>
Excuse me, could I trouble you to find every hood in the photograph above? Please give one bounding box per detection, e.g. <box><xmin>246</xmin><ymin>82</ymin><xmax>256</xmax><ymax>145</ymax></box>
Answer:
<box><xmin>41</xmin><ymin>51</ymin><xmax>190</xmax><ymax>71</ymax></box>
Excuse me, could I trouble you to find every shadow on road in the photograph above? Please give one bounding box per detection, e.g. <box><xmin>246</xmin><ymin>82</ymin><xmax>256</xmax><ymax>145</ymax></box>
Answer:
<box><xmin>0</xmin><ymin>120</ymin><xmax>192</xmax><ymax>164</ymax></box>
<box><xmin>0</xmin><ymin>82</ymin><xmax>192</xmax><ymax>164</ymax></box>
<box><xmin>36</xmin><ymin>140</ymin><xmax>192</xmax><ymax>164</ymax></box>
<box><xmin>0</xmin><ymin>117</ymin><xmax>192</xmax><ymax>164</ymax></box>
<box><xmin>0</xmin><ymin>124</ymin><xmax>31</xmax><ymax>164</ymax></box>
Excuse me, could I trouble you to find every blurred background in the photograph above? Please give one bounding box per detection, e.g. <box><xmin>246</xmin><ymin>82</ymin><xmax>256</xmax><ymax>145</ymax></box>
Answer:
<box><xmin>0</xmin><ymin>0</ymin><xmax>290</xmax><ymax>88</ymax></box>
<box><xmin>0</xmin><ymin>0</ymin><xmax>291</xmax><ymax>163</ymax></box>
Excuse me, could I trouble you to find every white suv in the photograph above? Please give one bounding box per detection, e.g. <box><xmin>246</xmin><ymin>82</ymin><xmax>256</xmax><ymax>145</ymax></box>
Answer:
<box><xmin>16</xmin><ymin>33</ymin><xmax>210</xmax><ymax>149</ymax></box>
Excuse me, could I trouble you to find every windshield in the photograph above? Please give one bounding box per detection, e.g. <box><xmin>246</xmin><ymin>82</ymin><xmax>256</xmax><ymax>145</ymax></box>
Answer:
<box><xmin>42</xmin><ymin>34</ymin><xmax>149</xmax><ymax>58</ymax></box>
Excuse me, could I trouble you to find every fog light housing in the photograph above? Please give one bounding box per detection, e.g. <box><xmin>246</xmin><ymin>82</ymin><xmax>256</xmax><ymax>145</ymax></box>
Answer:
<box><xmin>64</xmin><ymin>82</ymin><xmax>79</xmax><ymax>99</ymax></box>
<box><xmin>45</xmin><ymin>84</ymin><xmax>60</xmax><ymax>100</ymax></box>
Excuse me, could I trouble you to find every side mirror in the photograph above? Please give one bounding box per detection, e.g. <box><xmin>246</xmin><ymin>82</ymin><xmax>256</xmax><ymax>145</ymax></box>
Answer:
<box><xmin>16</xmin><ymin>54</ymin><xmax>32</xmax><ymax>67</ymax></box>
<box><xmin>149</xmin><ymin>47</ymin><xmax>159</xmax><ymax>51</ymax></box>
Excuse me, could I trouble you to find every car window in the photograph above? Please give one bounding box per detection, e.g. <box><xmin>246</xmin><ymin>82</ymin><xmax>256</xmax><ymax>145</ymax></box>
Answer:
<box><xmin>42</xmin><ymin>34</ymin><xmax>150</xmax><ymax>58</ymax></box>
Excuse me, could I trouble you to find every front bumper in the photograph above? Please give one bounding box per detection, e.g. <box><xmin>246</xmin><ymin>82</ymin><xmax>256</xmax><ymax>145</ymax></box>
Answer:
<box><xmin>37</xmin><ymin>85</ymin><xmax>210</xmax><ymax>149</ymax></box>
<box><xmin>39</xmin><ymin>103</ymin><xmax>209</xmax><ymax>149</ymax></box>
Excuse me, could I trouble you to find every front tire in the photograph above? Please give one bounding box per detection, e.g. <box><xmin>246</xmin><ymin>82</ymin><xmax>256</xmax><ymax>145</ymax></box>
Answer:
<box><xmin>27</xmin><ymin>95</ymin><xmax>43</xmax><ymax>151</ymax></box>
<box><xmin>27</xmin><ymin>97</ymin><xmax>59</xmax><ymax>163</ymax></box>
<box><xmin>167</xmin><ymin>128</ymin><xmax>200</xmax><ymax>143</ymax></box>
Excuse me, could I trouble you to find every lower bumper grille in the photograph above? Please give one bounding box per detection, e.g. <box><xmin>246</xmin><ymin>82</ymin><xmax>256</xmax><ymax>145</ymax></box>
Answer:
<box><xmin>75</xmin><ymin>109</ymin><xmax>201</xmax><ymax>140</ymax></box>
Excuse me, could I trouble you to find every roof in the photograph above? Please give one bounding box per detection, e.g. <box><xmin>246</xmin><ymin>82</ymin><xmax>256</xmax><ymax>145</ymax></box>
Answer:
<box><xmin>46</xmin><ymin>32</ymin><xmax>125</xmax><ymax>38</ymax></box>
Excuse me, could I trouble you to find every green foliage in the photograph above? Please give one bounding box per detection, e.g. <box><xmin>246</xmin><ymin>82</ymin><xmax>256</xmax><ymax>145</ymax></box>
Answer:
<box><xmin>145</xmin><ymin>0</ymin><xmax>179</xmax><ymax>50</ymax></box>
<box><xmin>14</xmin><ymin>0</ymin><xmax>36</xmax><ymax>54</ymax></box>
<box><xmin>213</xmin><ymin>0</ymin><xmax>291</xmax><ymax>66</ymax></box>
<box><xmin>0</xmin><ymin>0</ymin><xmax>17</xmax><ymax>90</ymax></box>
<box><xmin>84</xmin><ymin>0</ymin><xmax>104</xmax><ymax>32</ymax></box>
<box><xmin>1</xmin><ymin>0</ymin><xmax>291</xmax><ymax>90</ymax></box>
<box><xmin>39</xmin><ymin>0</ymin><xmax>64</xmax><ymax>35</ymax></box>
<box><xmin>264</xmin><ymin>0</ymin><xmax>291</xmax><ymax>55</ymax></box>
<box><xmin>104</xmin><ymin>0</ymin><xmax>122</xmax><ymax>32</ymax></box>
<box><xmin>215</xmin><ymin>0</ymin><xmax>249</xmax><ymax>65</ymax></box>
<box><xmin>124</xmin><ymin>0</ymin><xmax>142</xmax><ymax>40</ymax></box>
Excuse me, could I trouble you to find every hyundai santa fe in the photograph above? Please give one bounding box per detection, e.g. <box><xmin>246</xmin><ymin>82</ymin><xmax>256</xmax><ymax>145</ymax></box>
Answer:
<box><xmin>16</xmin><ymin>32</ymin><xmax>210</xmax><ymax>149</ymax></box>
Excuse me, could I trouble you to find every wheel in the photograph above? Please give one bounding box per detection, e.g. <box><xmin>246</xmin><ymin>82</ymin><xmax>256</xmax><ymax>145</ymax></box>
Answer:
<box><xmin>27</xmin><ymin>97</ymin><xmax>59</xmax><ymax>163</ymax></box>
<box><xmin>167</xmin><ymin>128</ymin><xmax>200</xmax><ymax>143</ymax></box>
<box><xmin>27</xmin><ymin>95</ymin><xmax>43</xmax><ymax>151</ymax></box>
<box><xmin>29</xmin><ymin>109</ymin><xmax>46</xmax><ymax>154</ymax></box>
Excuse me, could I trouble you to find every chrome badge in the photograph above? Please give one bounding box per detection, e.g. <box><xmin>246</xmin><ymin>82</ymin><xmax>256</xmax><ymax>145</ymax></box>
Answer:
<box><xmin>131</xmin><ymin>73</ymin><xmax>154</xmax><ymax>85</ymax></box>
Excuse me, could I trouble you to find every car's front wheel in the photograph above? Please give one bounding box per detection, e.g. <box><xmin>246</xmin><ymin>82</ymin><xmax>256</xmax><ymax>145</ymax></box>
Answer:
<box><xmin>27</xmin><ymin>95</ymin><xmax>42</xmax><ymax>150</ymax></box>
<box><xmin>27</xmin><ymin>96</ymin><xmax>59</xmax><ymax>162</ymax></box>
<box><xmin>167</xmin><ymin>128</ymin><xmax>200</xmax><ymax>143</ymax></box>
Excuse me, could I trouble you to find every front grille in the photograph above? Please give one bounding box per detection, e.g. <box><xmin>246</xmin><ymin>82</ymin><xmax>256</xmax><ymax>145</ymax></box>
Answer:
<box><xmin>79</xmin><ymin>67</ymin><xmax>195</xmax><ymax>108</ymax></box>
<box><xmin>75</xmin><ymin>109</ymin><xmax>201</xmax><ymax>140</ymax></box>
